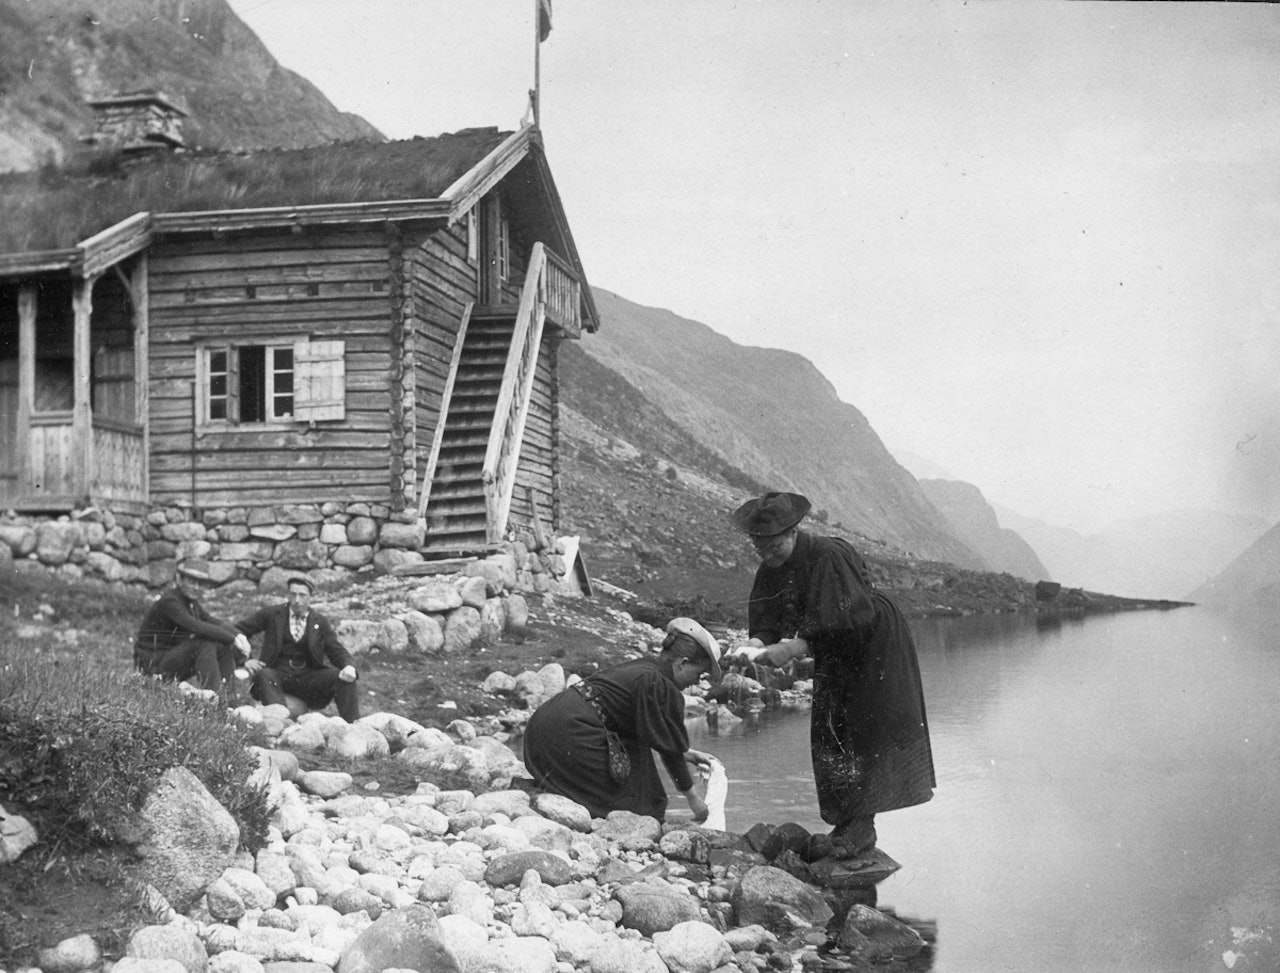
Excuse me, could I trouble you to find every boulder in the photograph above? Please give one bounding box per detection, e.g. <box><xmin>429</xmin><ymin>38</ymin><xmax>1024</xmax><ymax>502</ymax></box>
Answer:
<box><xmin>614</xmin><ymin>882</ymin><xmax>703</xmax><ymax>935</ymax></box>
<box><xmin>326</xmin><ymin>722</ymin><xmax>391</xmax><ymax>760</ymax></box>
<box><xmin>337</xmin><ymin>903</ymin><xmax>460</xmax><ymax>973</ymax></box>
<box><xmin>38</xmin><ymin>933</ymin><xmax>102</xmax><ymax>973</ymax></box>
<box><xmin>297</xmin><ymin>770</ymin><xmax>354</xmax><ymax>798</ymax></box>
<box><xmin>126</xmin><ymin>924</ymin><xmax>209</xmax><ymax>973</ymax></box>
<box><xmin>653</xmin><ymin>921</ymin><xmax>732</xmax><ymax>973</ymax></box>
<box><xmin>443</xmin><ymin>606</ymin><xmax>483</xmax><ymax>653</ymax></box>
<box><xmin>401</xmin><ymin>610</ymin><xmax>445</xmax><ymax>654</ymax></box>
<box><xmin>408</xmin><ymin>581</ymin><xmax>463</xmax><ymax>614</ymax></box>
<box><xmin>532</xmin><ymin>794</ymin><xmax>592</xmax><ymax>833</ymax></box>
<box><xmin>484</xmin><ymin>850</ymin><xmax>573</xmax><ymax>888</ymax></box>
<box><xmin>837</xmin><ymin>904</ymin><xmax>926</xmax><ymax>960</ymax></box>
<box><xmin>0</xmin><ymin>803</ymin><xmax>38</xmax><ymax>863</ymax></box>
<box><xmin>129</xmin><ymin>767</ymin><xmax>240</xmax><ymax>910</ymax></box>
<box><xmin>730</xmin><ymin>865</ymin><xmax>834</xmax><ymax>935</ymax></box>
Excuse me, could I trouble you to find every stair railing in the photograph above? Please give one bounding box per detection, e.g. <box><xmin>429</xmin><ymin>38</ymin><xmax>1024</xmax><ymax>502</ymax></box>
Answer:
<box><xmin>417</xmin><ymin>302</ymin><xmax>474</xmax><ymax>522</ymax></box>
<box><xmin>481</xmin><ymin>242</ymin><xmax>548</xmax><ymax>542</ymax></box>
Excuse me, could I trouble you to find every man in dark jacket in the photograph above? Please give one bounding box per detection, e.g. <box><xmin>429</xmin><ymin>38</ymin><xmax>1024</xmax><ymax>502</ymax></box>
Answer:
<box><xmin>236</xmin><ymin>575</ymin><xmax>360</xmax><ymax>721</ymax></box>
<box><xmin>134</xmin><ymin>559</ymin><xmax>251</xmax><ymax>700</ymax></box>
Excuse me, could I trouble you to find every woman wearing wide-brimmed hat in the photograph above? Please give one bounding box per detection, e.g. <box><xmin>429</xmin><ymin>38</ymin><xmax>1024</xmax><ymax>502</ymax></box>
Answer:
<box><xmin>730</xmin><ymin>491</ymin><xmax>935</xmax><ymax>857</ymax></box>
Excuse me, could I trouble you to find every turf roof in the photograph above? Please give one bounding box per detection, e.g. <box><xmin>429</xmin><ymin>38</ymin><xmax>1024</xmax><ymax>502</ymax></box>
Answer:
<box><xmin>0</xmin><ymin>127</ymin><xmax>512</xmax><ymax>254</ymax></box>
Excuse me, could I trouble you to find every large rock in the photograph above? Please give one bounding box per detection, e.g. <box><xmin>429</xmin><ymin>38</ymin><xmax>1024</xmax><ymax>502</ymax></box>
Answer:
<box><xmin>470</xmin><ymin>937</ymin><xmax>556</xmax><ymax>973</ymax></box>
<box><xmin>126</xmin><ymin>924</ymin><xmax>209</xmax><ymax>973</ymax></box>
<box><xmin>730</xmin><ymin>865</ymin><xmax>834</xmax><ymax>935</ymax></box>
<box><xmin>443</xmin><ymin>607</ymin><xmax>483</xmax><ymax>653</ymax></box>
<box><xmin>614</xmin><ymin>882</ymin><xmax>703</xmax><ymax>935</ymax></box>
<box><xmin>336</xmin><ymin>903</ymin><xmax>460</xmax><ymax>973</ymax></box>
<box><xmin>408</xmin><ymin>582</ymin><xmax>463</xmax><ymax>614</ymax></box>
<box><xmin>326</xmin><ymin>723</ymin><xmax>391</xmax><ymax>760</ymax></box>
<box><xmin>837</xmin><ymin>904</ymin><xmax>926</xmax><ymax>961</ymax></box>
<box><xmin>404</xmin><ymin>745</ymin><xmax>490</xmax><ymax>793</ymax></box>
<box><xmin>38</xmin><ymin>934</ymin><xmax>102</xmax><ymax>973</ymax></box>
<box><xmin>129</xmin><ymin>767</ymin><xmax>240</xmax><ymax>910</ymax></box>
<box><xmin>653</xmin><ymin>922</ymin><xmax>732</xmax><ymax>973</ymax></box>
<box><xmin>484</xmin><ymin>850</ymin><xmax>573</xmax><ymax>888</ymax></box>
<box><xmin>335</xmin><ymin>619</ymin><xmax>382</xmax><ymax>655</ymax></box>
<box><xmin>35</xmin><ymin>521</ymin><xmax>81</xmax><ymax>565</ymax></box>
<box><xmin>378</xmin><ymin>521</ymin><xmax>425</xmax><ymax>550</ymax></box>
<box><xmin>400</xmin><ymin>610</ymin><xmax>444</xmax><ymax>654</ymax></box>
<box><xmin>0</xmin><ymin>803</ymin><xmax>38</xmax><ymax>863</ymax></box>
<box><xmin>532</xmin><ymin>794</ymin><xmax>592</xmax><ymax>833</ymax></box>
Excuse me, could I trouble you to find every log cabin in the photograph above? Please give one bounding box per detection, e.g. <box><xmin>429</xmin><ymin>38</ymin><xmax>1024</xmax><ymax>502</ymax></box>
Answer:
<box><xmin>0</xmin><ymin>125</ymin><xmax>599</xmax><ymax>579</ymax></box>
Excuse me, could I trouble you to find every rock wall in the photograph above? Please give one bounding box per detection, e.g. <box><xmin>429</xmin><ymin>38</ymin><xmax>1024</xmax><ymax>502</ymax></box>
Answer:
<box><xmin>0</xmin><ymin>503</ymin><xmax>575</xmax><ymax>594</ymax></box>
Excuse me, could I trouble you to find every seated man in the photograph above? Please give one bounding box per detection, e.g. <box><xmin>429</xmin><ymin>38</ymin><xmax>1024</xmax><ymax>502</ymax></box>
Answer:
<box><xmin>236</xmin><ymin>575</ymin><xmax>360</xmax><ymax>722</ymax></box>
<box><xmin>134</xmin><ymin>559</ymin><xmax>250</xmax><ymax>700</ymax></box>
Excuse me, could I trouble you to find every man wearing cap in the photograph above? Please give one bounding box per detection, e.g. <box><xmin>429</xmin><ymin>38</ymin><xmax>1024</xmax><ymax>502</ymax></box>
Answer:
<box><xmin>522</xmin><ymin>617</ymin><xmax>722</xmax><ymax>821</ymax></box>
<box><xmin>730</xmin><ymin>491</ymin><xmax>935</xmax><ymax>858</ymax></box>
<box><xmin>235</xmin><ymin>575</ymin><xmax>360</xmax><ymax>722</ymax></box>
<box><xmin>134</xmin><ymin>559</ymin><xmax>251</xmax><ymax>699</ymax></box>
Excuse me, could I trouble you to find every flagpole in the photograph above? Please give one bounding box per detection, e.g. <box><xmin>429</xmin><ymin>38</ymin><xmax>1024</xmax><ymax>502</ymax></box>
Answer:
<box><xmin>533</xmin><ymin>0</ymin><xmax>542</xmax><ymax>129</ymax></box>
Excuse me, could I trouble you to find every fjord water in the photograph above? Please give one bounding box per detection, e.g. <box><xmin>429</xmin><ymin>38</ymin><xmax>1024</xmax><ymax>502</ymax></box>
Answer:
<box><xmin>688</xmin><ymin>607</ymin><xmax>1280</xmax><ymax>972</ymax></box>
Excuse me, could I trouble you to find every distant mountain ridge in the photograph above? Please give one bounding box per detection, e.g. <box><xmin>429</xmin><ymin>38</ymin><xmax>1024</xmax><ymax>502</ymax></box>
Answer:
<box><xmin>918</xmin><ymin>479</ymin><xmax>1049</xmax><ymax>582</ymax></box>
<box><xmin>0</xmin><ymin>0</ymin><xmax>381</xmax><ymax>173</ymax></box>
<box><xmin>569</xmin><ymin>289</ymin><xmax>985</xmax><ymax>568</ymax></box>
<box><xmin>1190</xmin><ymin>520</ymin><xmax>1280</xmax><ymax>618</ymax></box>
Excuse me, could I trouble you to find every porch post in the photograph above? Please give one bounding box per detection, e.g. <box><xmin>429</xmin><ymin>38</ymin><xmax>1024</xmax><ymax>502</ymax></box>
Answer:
<box><xmin>16</xmin><ymin>285</ymin><xmax>35</xmax><ymax>495</ymax></box>
<box><xmin>72</xmin><ymin>275</ymin><xmax>96</xmax><ymax>501</ymax></box>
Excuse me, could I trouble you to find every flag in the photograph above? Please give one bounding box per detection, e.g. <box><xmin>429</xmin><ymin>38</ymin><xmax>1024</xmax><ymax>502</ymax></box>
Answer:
<box><xmin>538</xmin><ymin>0</ymin><xmax>552</xmax><ymax>42</ymax></box>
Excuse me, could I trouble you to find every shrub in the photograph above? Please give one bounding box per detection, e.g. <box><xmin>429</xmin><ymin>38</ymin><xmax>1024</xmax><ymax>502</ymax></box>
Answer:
<box><xmin>0</xmin><ymin>572</ymin><xmax>271</xmax><ymax>857</ymax></box>
<box><xmin>0</xmin><ymin>660</ymin><xmax>271</xmax><ymax>855</ymax></box>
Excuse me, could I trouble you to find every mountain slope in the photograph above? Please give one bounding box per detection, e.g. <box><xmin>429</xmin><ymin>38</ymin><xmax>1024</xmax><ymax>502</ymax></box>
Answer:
<box><xmin>574</xmin><ymin>289</ymin><xmax>983</xmax><ymax>569</ymax></box>
<box><xmin>1190</xmin><ymin>520</ymin><xmax>1280</xmax><ymax>621</ymax></box>
<box><xmin>918</xmin><ymin>479</ymin><xmax>1049</xmax><ymax>582</ymax></box>
<box><xmin>0</xmin><ymin>0</ymin><xmax>380</xmax><ymax>173</ymax></box>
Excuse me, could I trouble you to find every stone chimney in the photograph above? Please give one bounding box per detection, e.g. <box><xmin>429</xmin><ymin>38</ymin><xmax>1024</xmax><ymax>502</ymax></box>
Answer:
<box><xmin>85</xmin><ymin>91</ymin><xmax>188</xmax><ymax>155</ymax></box>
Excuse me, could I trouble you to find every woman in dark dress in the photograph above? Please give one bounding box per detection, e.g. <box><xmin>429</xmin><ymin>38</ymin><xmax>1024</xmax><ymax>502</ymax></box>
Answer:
<box><xmin>730</xmin><ymin>491</ymin><xmax>935</xmax><ymax>855</ymax></box>
<box><xmin>523</xmin><ymin>617</ymin><xmax>722</xmax><ymax>821</ymax></box>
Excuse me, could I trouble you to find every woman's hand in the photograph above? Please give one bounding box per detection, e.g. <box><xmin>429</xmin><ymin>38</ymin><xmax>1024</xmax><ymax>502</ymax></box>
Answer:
<box><xmin>685</xmin><ymin>792</ymin><xmax>709</xmax><ymax>823</ymax></box>
<box><xmin>685</xmin><ymin>749</ymin><xmax>713</xmax><ymax>769</ymax></box>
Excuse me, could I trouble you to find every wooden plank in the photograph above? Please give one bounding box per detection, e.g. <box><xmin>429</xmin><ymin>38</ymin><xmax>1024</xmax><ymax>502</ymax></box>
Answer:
<box><xmin>153</xmin><ymin>199</ymin><xmax>450</xmax><ymax>235</ymax></box>
<box><xmin>72</xmin><ymin>277</ymin><xmax>93</xmax><ymax>498</ymax></box>
<box><xmin>79</xmin><ymin>212</ymin><xmax>152</xmax><ymax>279</ymax></box>
<box><xmin>441</xmin><ymin>128</ymin><xmax>530</xmax><ymax>223</ymax></box>
<box><xmin>0</xmin><ymin>250</ymin><xmax>80</xmax><ymax>278</ymax></box>
<box><xmin>151</xmin><ymin>247</ymin><xmax>390</xmax><ymax>276</ymax></box>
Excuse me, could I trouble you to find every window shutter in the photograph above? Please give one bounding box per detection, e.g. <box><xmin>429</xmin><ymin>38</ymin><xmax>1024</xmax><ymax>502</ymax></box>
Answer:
<box><xmin>294</xmin><ymin>339</ymin><xmax>346</xmax><ymax>422</ymax></box>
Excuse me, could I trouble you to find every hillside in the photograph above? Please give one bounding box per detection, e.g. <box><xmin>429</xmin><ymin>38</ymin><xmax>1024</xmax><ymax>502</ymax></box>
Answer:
<box><xmin>0</xmin><ymin>0</ymin><xmax>380</xmax><ymax>173</ymax></box>
<box><xmin>1189</xmin><ymin>520</ymin><xmax>1280</xmax><ymax>621</ymax></box>
<box><xmin>918</xmin><ymin>478</ymin><xmax>1049</xmax><ymax>582</ymax></box>
<box><xmin>558</xmin><ymin>339</ymin><xmax>1047</xmax><ymax>623</ymax></box>
<box><xmin>572</xmin><ymin>289</ymin><xmax>984</xmax><ymax>570</ymax></box>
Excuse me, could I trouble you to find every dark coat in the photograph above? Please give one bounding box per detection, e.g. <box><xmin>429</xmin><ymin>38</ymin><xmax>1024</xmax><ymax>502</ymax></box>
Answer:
<box><xmin>235</xmin><ymin>603</ymin><xmax>354</xmax><ymax>672</ymax></box>
<box><xmin>523</xmin><ymin>657</ymin><xmax>694</xmax><ymax>820</ymax></box>
<box><xmin>749</xmin><ymin>529</ymin><xmax>935</xmax><ymax>822</ymax></box>
<box><xmin>134</xmin><ymin>587</ymin><xmax>239</xmax><ymax>658</ymax></box>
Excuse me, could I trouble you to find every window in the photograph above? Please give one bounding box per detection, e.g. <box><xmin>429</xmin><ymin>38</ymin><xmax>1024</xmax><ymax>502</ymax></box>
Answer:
<box><xmin>497</xmin><ymin>216</ymin><xmax>510</xmax><ymax>282</ymax></box>
<box><xmin>199</xmin><ymin>339</ymin><xmax>344</xmax><ymax>426</ymax></box>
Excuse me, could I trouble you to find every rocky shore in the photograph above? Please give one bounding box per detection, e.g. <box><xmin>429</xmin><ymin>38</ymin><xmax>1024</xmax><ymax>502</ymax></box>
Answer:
<box><xmin>10</xmin><ymin>674</ymin><xmax>929</xmax><ymax>973</ymax></box>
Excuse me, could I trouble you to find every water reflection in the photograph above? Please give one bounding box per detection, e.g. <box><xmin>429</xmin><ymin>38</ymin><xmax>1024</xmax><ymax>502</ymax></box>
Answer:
<box><xmin>688</xmin><ymin>606</ymin><xmax>1280</xmax><ymax>973</ymax></box>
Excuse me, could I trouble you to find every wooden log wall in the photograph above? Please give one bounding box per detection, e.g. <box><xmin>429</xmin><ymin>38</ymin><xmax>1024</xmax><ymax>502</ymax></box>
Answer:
<box><xmin>147</xmin><ymin>229</ymin><xmax>398</xmax><ymax>508</ymax></box>
<box><xmin>409</xmin><ymin>220</ymin><xmax>474</xmax><ymax>482</ymax></box>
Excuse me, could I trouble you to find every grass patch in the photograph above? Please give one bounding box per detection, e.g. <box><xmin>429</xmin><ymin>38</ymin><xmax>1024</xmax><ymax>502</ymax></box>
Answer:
<box><xmin>0</xmin><ymin>569</ymin><xmax>272</xmax><ymax>963</ymax></box>
<box><xmin>0</xmin><ymin>128</ymin><xmax>512</xmax><ymax>252</ymax></box>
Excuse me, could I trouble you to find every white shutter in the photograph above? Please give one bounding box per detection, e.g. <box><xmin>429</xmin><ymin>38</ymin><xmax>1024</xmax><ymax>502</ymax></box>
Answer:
<box><xmin>294</xmin><ymin>339</ymin><xmax>346</xmax><ymax>422</ymax></box>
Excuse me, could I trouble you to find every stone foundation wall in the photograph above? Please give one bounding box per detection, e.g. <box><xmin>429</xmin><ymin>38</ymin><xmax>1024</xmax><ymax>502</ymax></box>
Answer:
<box><xmin>0</xmin><ymin>503</ymin><xmax>574</xmax><ymax>596</ymax></box>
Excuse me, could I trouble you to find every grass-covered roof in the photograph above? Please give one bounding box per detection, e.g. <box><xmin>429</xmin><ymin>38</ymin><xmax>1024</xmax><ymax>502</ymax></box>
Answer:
<box><xmin>0</xmin><ymin>127</ymin><xmax>512</xmax><ymax>253</ymax></box>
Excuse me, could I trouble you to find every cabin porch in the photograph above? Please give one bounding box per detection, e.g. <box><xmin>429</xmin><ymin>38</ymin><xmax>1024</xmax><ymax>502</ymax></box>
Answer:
<box><xmin>0</xmin><ymin>258</ymin><xmax>149</xmax><ymax>513</ymax></box>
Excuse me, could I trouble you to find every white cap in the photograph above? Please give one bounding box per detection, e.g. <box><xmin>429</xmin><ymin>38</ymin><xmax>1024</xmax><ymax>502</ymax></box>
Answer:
<box><xmin>666</xmin><ymin>617</ymin><xmax>722</xmax><ymax>684</ymax></box>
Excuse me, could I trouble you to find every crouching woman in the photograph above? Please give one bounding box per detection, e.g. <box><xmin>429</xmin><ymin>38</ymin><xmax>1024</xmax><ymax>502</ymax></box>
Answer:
<box><xmin>522</xmin><ymin>617</ymin><xmax>722</xmax><ymax>822</ymax></box>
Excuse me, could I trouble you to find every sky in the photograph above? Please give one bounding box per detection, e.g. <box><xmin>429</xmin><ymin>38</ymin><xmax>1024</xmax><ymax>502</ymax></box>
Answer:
<box><xmin>227</xmin><ymin>0</ymin><xmax>1280</xmax><ymax>536</ymax></box>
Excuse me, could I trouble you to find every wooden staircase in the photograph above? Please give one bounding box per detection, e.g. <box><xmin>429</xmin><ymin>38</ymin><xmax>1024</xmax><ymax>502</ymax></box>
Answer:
<box><xmin>418</xmin><ymin>241</ymin><xmax>560</xmax><ymax>556</ymax></box>
<box><xmin>420</xmin><ymin>309</ymin><xmax>515</xmax><ymax>552</ymax></box>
